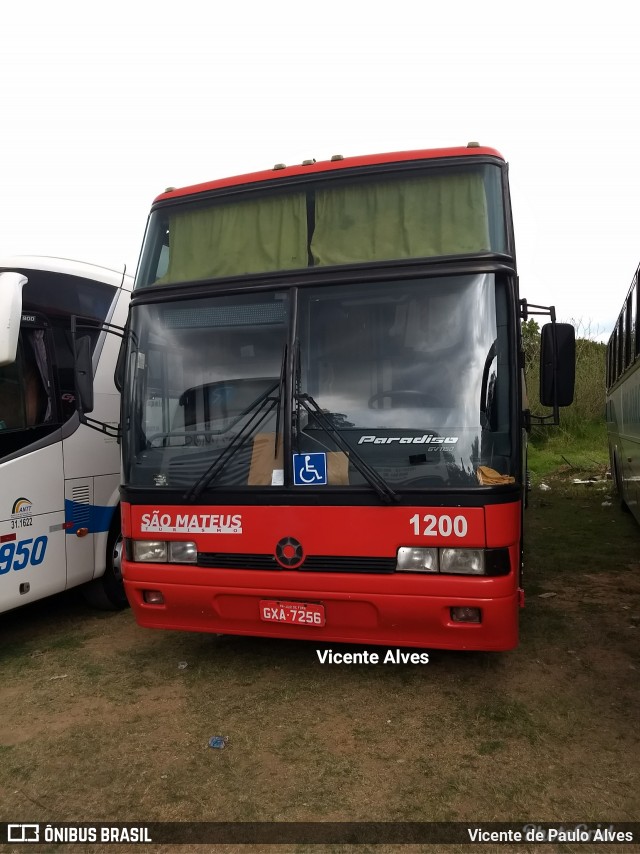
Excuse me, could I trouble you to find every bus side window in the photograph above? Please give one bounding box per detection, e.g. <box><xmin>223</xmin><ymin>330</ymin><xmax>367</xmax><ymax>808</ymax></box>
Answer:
<box><xmin>0</xmin><ymin>360</ymin><xmax>25</xmax><ymax>430</ymax></box>
<box><xmin>0</xmin><ymin>331</ymin><xmax>54</xmax><ymax>431</ymax></box>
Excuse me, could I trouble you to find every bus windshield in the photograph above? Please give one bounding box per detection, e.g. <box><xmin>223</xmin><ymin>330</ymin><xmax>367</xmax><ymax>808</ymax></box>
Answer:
<box><xmin>136</xmin><ymin>163</ymin><xmax>507</xmax><ymax>288</ymax></box>
<box><xmin>123</xmin><ymin>273</ymin><xmax>512</xmax><ymax>490</ymax></box>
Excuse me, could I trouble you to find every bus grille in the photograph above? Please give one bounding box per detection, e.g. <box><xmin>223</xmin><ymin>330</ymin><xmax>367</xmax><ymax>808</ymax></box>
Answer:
<box><xmin>71</xmin><ymin>485</ymin><xmax>91</xmax><ymax>527</ymax></box>
<box><xmin>197</xmin><ymin>553</ymin><xmax>396</xmax><ymax>573</ymax></box>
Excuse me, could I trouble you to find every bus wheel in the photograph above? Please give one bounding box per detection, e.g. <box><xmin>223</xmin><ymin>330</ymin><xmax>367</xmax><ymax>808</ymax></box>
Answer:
<box><xmin>82</xmin><ymin>526</ymin><xmax>129</xmax><ymax>611</ymax></box>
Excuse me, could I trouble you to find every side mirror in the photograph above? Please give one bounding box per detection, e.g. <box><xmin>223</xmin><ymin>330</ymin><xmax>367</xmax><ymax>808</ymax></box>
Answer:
<box><xmin>74</xmin><ymin>335</ymin><xmax>94</xmax><ymax>413</ymax></box>
<box><xmin>0</xmin><ymin>272</ymin><xmax>28</xmax><ymax>366</ymax></box>
<box><xmin>70</xmin><ymin>316</ymin><xmax>124</xmax><ymax>439</ymax></box>
<box><xmin>540</xmin><ymin>322</ymin><xmax>575</xmax><ymax>407</ymax></box>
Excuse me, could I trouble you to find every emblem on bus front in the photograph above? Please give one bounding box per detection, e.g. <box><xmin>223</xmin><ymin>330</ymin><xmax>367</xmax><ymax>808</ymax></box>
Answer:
<box><xmin>275</xmin><ymin>537</ymin><xmax>305</xmax><ymax>569</ymax></box>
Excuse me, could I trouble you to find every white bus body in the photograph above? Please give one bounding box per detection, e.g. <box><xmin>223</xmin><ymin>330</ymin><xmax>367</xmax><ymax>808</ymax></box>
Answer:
<box><xmin>0</xmin><ymin>256</ymin><xmax>132</xmax><ymax>612</ymax></box>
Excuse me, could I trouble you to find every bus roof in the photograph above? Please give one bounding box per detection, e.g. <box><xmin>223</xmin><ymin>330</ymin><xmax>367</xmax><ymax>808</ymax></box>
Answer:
<box><xmin>154</xmin><ymin>144</ymin><xmax>505</xmax><ymax>204</ymax></box>
<box><xmin>0</xmin><ymin>256</ymin><xmax>134</xmax><ymax>291</ymax></box>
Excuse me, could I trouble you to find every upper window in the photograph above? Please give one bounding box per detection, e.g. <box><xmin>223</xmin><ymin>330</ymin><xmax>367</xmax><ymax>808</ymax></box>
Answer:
<box><xmin>136</xmin><ymin>163</ymin><xmax>507</xmax><ymax>288</ymax></box>
<box><xmin>606</xmin><ymin>264</ymin><xmax>640</xmax><ymax>390</ymax></box>
<box><xmin>0</xmin><ymin>270</ymin><xmax>118</xmax><ymax>447</ymax></box>
<box><xmin>0</xmin><ymin>325</ymin><xmax>54</xmax><ymax>435</ymax></box>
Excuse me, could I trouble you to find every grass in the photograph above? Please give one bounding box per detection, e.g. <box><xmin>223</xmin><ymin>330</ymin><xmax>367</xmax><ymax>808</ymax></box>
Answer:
<box><xmin>1</xmin><ymin>433</ymin><xmax>639</xmax><ymax>849</ymax></box>
<box><xmin>527</xmin><ymin>419</ymin><xmax>609</xmax><ymax>481</ymax></box>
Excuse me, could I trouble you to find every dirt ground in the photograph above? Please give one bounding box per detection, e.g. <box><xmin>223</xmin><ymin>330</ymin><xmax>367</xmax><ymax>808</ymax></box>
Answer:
<box><xmin>1</xmin><ymin>472</ymin><xmax>639</xmax><ymax>853</ymax></box>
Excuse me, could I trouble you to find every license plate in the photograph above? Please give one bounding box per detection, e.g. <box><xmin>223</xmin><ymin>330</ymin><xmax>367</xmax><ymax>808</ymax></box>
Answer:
<box><xmin>260</xmin><ymin>600</ymin><xmax>325</xmax><ymax>626</ymax></box>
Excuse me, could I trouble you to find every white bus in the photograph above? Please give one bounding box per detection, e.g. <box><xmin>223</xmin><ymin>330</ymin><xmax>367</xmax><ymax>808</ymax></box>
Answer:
<box><xmin>606</xmin><ymin>260</ymin><xmax>640</xmax><ymax>520</ymax></box>
<box><xmin>0</xmin><ymin>256</ymin><xmax>132</xmax><ymax>612</ymax></box>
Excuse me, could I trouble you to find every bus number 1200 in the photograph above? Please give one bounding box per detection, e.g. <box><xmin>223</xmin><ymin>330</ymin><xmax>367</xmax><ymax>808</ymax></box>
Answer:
<box><xmin>409</xmin><ymin>514</ymin><xmax>468</xmax><ymax>538</ymax></box>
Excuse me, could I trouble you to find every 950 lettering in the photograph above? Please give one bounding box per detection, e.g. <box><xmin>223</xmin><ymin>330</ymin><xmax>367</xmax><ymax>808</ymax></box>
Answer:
<box><xmin>409</xmin><ymin>513</ymin><xmax>468</xmax><ymax>538</ymax></box>
<box><xmin>0</xmin><ymin>536</ymin><xmax>48</xmax><ymax>574</ymax></box>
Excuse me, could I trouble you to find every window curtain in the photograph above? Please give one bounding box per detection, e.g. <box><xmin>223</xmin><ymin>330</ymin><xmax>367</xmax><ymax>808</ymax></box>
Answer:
<box><xmin>311</xmin><ymin>172</ymin><xmax>491</xmax><ymax>266</ymax></box>
<box><xmin>161</xmin><ymin>193</ymin><xmax>308</xmax><ymax>283</ymax></box>
<box><xmin>29</xmin><ymin>329</ymin><xmax>52</xmax><ymax>421</ymax></box>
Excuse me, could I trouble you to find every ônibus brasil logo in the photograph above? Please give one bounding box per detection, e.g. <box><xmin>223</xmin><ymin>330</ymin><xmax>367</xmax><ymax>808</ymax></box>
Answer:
<box><xmin>11</xmin><ymin>497</ymin><xmax>33</xmax><ymax>516</ymax></box>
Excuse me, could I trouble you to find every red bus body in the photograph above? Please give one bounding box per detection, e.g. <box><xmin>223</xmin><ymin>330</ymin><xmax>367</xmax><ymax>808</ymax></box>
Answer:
<box><xmin>119</xmin><ymin>145</ymin><xmax>527</xmax><ymax>651</ymax></box>
<box><xmin>122</xmin><ymin>501</ymin><xmax>520</xmax><ymax>650</ymax></box>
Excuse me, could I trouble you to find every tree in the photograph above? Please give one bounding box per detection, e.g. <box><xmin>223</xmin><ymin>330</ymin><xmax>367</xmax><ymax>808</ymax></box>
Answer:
<box><xmin>521</xmin><ymin>319</ymin><xmax>540</xmax><ymax>375</ymax></box>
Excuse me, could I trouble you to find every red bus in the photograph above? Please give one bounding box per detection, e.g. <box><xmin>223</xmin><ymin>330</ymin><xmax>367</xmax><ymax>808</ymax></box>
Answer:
<box><xmin>78</xmin><ymin>145</ymin><xmax>574</xmax><ymax>650</ymax></box>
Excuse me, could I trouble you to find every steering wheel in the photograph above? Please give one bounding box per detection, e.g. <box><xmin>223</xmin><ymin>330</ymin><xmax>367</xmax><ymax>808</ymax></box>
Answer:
<box><xmin>368</xmin><ymin>390</ymin><xmax>440</xmax><ymax>409</ymax></box>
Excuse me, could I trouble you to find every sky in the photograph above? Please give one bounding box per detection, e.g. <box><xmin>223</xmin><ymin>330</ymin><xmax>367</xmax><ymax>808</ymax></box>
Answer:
<box><xmin>2</xmin><ymin>1</ymin><xmax>639</xmax><ymax>342</ymax></box>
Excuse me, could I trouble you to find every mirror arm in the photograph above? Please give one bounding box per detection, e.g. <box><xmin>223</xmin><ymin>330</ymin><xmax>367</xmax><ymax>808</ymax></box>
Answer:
<box><xmin>79</xmin><ymin>415</ymin><xmax>121</xmax><ymax>439</ymax></box>
<box><xmin>519</xmin><ymin>299</ymin><xmax>556</xmax><ymax>323</ymax></box>
<box><xmin>71</xmin><ymin>316</ymin><xmax>126</xmax><ymax>438</ymax></box>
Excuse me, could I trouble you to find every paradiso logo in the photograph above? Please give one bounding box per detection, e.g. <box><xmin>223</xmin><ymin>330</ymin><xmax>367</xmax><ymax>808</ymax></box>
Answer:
<box><xmin>11</xmin><ymin>497</ymin><xmax>33</xmax><ymax>516</ymax></box>
<box><xmin>358</xmin><ymin>435</ymin><xmax>459</xmax><ymax>446</ymax></box>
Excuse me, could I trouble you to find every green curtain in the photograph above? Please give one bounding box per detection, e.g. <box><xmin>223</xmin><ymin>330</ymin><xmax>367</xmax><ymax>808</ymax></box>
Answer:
<box><xmin>161</xmin><ymin>193</ymin><xmax>308</xmax><ymax>283</ymax></box>
<box><xmin>157</xmin><ymin>170</ymin><xmax>493</xmax><ymax>284</ymax></box>
<box><xmin>311</xmin><ymin>172</ymin><xmax>491</xmax><ymax>266</ymax></box>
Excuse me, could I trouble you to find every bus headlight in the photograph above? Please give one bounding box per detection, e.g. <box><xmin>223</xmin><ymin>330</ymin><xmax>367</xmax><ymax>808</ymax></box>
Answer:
<box><xmin>440</xmin><ymin>548</ymin><xmax>485</xmax><ymax>575</ymax></box>
<box><xmin>396</xmin><ymin>547</ymin><xmax>439</xmax><ymax>572</ymax></box>
<box><xmin>169</xmin><ymin>541</ymin><xmax>198</xmax><ymax>563</ymax></box>
<box><xmin>132</xmin><ymin>540</ymin><xmax>167</xmax><ymax>562</ymax></box>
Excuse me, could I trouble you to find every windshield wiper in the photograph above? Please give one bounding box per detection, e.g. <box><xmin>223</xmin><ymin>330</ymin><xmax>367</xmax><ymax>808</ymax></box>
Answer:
<box><xmin>184</xmin><ymin>377</ymin><xmax>281</xmax><ymax>502</ymax></box>
<box><xmin>294</xmin><ymin>391</ymin><xmax>399</xmax><ymax>505</ymax></box>
<box><xmin>183</xmin><ymin>340</ymin><xmax>397</xmax><ymax>503</ymax></box>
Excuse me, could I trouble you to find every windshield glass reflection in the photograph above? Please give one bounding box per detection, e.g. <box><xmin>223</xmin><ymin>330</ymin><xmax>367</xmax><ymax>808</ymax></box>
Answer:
<box><xmin>123</xmin><ymin>274</ymin><xmax>512</xmax><ymax>490</ymax></box>
<box><xmin>296</xmin><ymin>274</ymin><xmax>511</xmax><ymax>487</ymax></box>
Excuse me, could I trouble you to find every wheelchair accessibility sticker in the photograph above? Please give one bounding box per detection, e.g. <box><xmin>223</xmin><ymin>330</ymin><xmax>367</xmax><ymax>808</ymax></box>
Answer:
<box><xmin>293</xmin><ymin>453</ymin><xmax>327</xmax><ymax>485</ymax></box>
